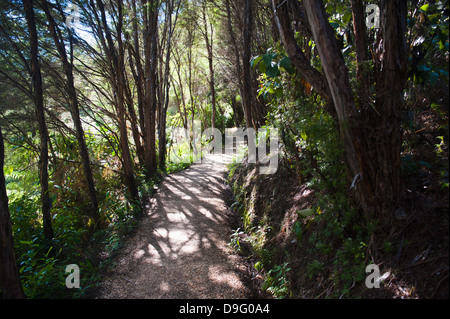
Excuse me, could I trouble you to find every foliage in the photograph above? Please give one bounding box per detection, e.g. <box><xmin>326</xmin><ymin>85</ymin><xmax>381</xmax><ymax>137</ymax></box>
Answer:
<box><xmin>229</xmin><ymin>39</ymin><xmax>374</xmax><ymax>297</ymax></box>
<box><xmin>1</xmin><ymin>0</ymin><xmax>448</xmax><ymax>299</ymax></box>
<box><xmin>4</xmin><ymin>158</ymin><xmax>141</xmax><ymax>298</ymax></box>
<box><xmin>410</xmin><ymin>1</ymin><xmax>449</xmax><ymax>85</ymax></box>
<box><xmin>262</xmin><ymin>262</ymin><xmax>291</xmax><ymax>299</ymax></box>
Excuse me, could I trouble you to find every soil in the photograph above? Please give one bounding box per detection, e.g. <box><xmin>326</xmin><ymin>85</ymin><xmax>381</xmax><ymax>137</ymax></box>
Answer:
<box><xmin>96</xmin><ymin>152</ymin><xmax>251</xmax><ymax>299</ymax></box>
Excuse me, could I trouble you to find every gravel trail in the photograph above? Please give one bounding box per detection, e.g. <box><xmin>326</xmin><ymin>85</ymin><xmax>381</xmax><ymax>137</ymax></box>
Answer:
<box><xmin>97</xmin><ymin>151</ymin><xmax>250</xmax><ymax>299</ymax></box>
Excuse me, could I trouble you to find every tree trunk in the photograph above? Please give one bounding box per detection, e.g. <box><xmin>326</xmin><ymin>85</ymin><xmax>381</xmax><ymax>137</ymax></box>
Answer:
<box><xmin>24</xmin><ymin>0</ymin><xmax>53</xmax><ymax>240</ymax></box>
<box><xmin>271</xmin><ymin>0</ymin><xmax>331</xmax><ymax>101</ymax></box>
<box><xmin>350</xmin><ymin>0</ymin><xmax>371</xmax><ymax>109</ymax></box>
<box><xmin>0</xmin><ymin>126</ymin><xmax>25</xmax><ymax>299</ymax></box>
<box><xmin>41</xmin><ymin>1</ymin><xmax>99</xmax><ymax>222</ymax></box>
<box><xmin>124</xmin><ymin>77</ymin><xmax>145</xmax><ymax>169</ymax></box>
<box><xmin>143</xmin><ymin>0</ymin><xmax>158</xmax><ymax>178</ymax></box>
<box><xmin>159</xmin><ymin>0</ymin><xmax>179</xmax><ymax>171</ymax></box>
<box><xmin>302</xmin><ymin>0</ymin><xmax>407</xmax><ymax>218</ymax></box>
<box><xmin>129</xmin><ymin>0</ymin><xmax>146</xmax><ymax>168</ymax></box>
<box><xmin>242</xmin><ymin>0</ymin><xmax>255</xmax><ymax>129</ymax></box>
<box><xmin>96</xmin><ymin>0</ymin><xmax>140</xmax><ymax>203</ymax></box>
<box><xmin>302</xmin><ymin>0</ymin><xmax>360</xmax><ymax>172</ymax></box>
<box><xmin>373</xmin><ymin>0</ymin><xmax>408</xmax><ymax>215</ymax></box>
<box><xmin>225</xmin><ymin>0</ymin><xmax>244</xmax><ymax>126</ymax></box>
<box><xmin>200</xmin><ymin>1</ymin><xmax>216</xmax><ymax>130</ymax></box>
<box><xmin>117</xmin><ymin>0</ymin><xmax>140</xmax><ymax>203</ymax></box>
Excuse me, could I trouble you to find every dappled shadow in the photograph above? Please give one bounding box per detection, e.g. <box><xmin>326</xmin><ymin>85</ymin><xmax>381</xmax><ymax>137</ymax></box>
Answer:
<box><xmin>98</xmin><ymin>153</ymin><xmax>250</xmax><ymax>299</ymax></box>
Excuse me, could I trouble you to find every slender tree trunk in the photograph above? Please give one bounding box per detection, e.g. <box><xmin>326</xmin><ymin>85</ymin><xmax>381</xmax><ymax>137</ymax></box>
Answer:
<box><xmin>242</xmin><ymin>0</ymin><xmax>255</xmax><ymax>129</ymax></box>
<box><xmin>173</xmin><ymin>52</ymin><xmax>188</xmax><ymax>130</ymax></box>
<box><xmin>0</xmin><ymin>127</ymin><xmax>25</xmax><ymax>299</ymax></box>
<box><xmin>225</xmin><ymin>0</ymin><xmax>245</xmax><ymax>127</ymax></box>
<box><xmin>96</xmin><ymin>0</ymin><xmax>140</xmax><ymax>203</ymax></box>
<box><xmin>130</xmin><ymin>0</ymin><xmax>146</xmax><ymax>168</ymax></box>
<box><xmin>124</xmin><ymin>75</ymin><xmax>145</xmax><ymax>169</ymax></box>
<box><xmin>143</xmin><ymin>0</ymin><xmax>158</xmax><ymax>178</ymax></box>
<box><xmin>24</xmin><ymin>0</ymin><xmax>53</xmax><ymax>240</ymax></box>
<box><xmin>200</xmin><ymin>1</ymin><xmax>216</xmax><ymax>130</ymax></box>
<box><xmin>271</xmin><ymin>0</ymin><xmax>331</xmax><ymax>101</ymax></box>
<box><xmin>350</xmin><ymin>0</ymin><xmax>371</xmax><ymax>109</ymax></box>
<box><xmin>159</xmin><ymin>0</ymin><xmax>179</xmax><ymax>171</ymax></box>
<box><xmin>185</xmin><ymin>22</ymin><xmax>196</xmax><ymax>154</ymax></box>
<box><xmin>117</xmin><ymin>0</ymin><xmax>140</xmax><ymax>203</ymax></box>
<box><xmin>41</xmin><ymin>1</ymin><xmax>99</xmax><ymax>222</ymax></box>
<box><xmin>302</xmin><ymin>0</ymin><xmax>368</xmax><ymax>212</ymax></box>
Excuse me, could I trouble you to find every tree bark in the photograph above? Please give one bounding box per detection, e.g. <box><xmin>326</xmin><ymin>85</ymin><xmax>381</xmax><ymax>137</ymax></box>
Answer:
<box><xmin>159</xmin><ymin>0</ymin><xmax>179</xmax><ymax>171</ymax></box>
<box><xmin>350</xmin><ymin>0</ymin><xmax>371</xmax><ymax>109</ymax></box>
<box><xmin>302</xmin><ymin>0</ymin><xmax>361</xmax><ymax>181</ymax></box>
<box><xmin>242</xmin><ymin>0</ymin><xmax>256</xmax><ymax>129</ymax></box>
<box><xmin>373</xmin><ymin>0</ymin><xmax>408</xmax><ymax>214</ymax></box>
<box><xmin>95</xmin><ymin>0</ymin><xmax>140</xmax><ymax>203</ymax></box>
<box><xmin>271</xmin><ymin>0</ymin><xmax>331</xmax><ymax>101</ymax></box>
<box><xmin>129</xmin><ymin>0</ymin><xmax>146</xmax><ymax>168</ymax></box>
<box><xmin>0</xmin><ymin>126</ymin><xmax>25</xmax><ymax>299</ymax></box>
<box><xmin>225</xmin><ymin>0</ymin><xmax>246</xmax><ymax>127</ymax></box>
<box><xmin>143</xmin><ymin>0</ymin><xmax>158</xmax><ymax>178</ymax></box>
<box><xmin>41</xmin><ymin>0</ymin><xmax>100</xmax><ymax>222</ymax></box>
<box><xmin>24</xmin><ymin>0</ymin><xmax>54</xmax><ymax>240</ymax></box>
<box><xmin>200</xmin><ymin>1</ymin><xmax>216</xmax><ymax>130</ymax></box>
<box><xmin>302</xmin><ymin>0</ymin><xmax>407</xmax><ymax>218</ymax></box>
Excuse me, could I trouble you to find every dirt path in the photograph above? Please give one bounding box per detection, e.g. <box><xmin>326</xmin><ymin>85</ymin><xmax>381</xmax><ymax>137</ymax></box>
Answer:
<box><xmin>97</xmin><ymin>151</ymin><xmax>251</xmax><ymax>299</ymax></box>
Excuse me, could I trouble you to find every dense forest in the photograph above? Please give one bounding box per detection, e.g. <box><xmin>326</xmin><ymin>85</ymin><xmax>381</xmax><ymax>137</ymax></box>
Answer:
<box><xmin>0</xmin><ymin>0</ymin><xmax>448</xmax><ymax>299</ymax></box>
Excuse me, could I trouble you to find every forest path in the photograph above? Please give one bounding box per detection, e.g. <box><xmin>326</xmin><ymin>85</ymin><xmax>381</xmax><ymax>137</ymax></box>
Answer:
<box><xmin>97</xmin><ymin>149</ymin><xmax>251</xmax><ymax>299</ymax></box>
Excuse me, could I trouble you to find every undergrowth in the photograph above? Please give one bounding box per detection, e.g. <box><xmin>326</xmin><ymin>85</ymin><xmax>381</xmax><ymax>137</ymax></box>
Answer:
<box><xmin>226</xmin><ymin>86</ymin><xmax>373</xmax><ymax>298</ymax></box>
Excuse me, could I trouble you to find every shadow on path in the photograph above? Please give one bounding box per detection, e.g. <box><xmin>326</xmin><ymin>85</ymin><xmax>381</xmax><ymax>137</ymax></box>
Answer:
<box><xmin>98</xmin><ymin>152</ymin><xmax>250</xmax><ymax>299</ymax></box>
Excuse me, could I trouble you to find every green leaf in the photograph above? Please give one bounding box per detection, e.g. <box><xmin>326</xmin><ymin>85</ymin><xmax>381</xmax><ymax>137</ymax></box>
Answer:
<box><xmin>251</xmin><ymin>55</ymin><xmax>263</xmax><ymax>68</ymax></box>
<box><xmin>263</xmin><ymin>53</ymin><xmax>275</xmax><ymax>67</ymax></box>
<box><xmin>419</xmin><ymin>4</ymin><xmax>430</xmax><ymax>12</ymax></box>
<box><xmin>259</xmin><ymin>60</ymin><xmax>267</xmax><ymax>74</ymax></box>
<box><xmin>343</xmin><ymin>45</ymin><xmax>353</xmax><ymax>57</ymax></box>
<box><xmin>279</xmin><ymin>56</ymin><xmax>294</xmax><ymax>74</ymax></box>
<box><xmin>329</xmin><ymin>18</ymin><xmax>344</xmax><ymax>29</ymax></box>
<box><xmin>343</xmin><ymin>12</ymin><xmax>352</xmax><ymax>25</ymax></box>
<box><xmin>275</xmin><ymin>87</ymin><xmax>283</xmax><ymax>98</ymax></box>
<box><xmin>266</xmin><ymin>64</ymin><xmax>280</xmax><ymax>78</ymax></box>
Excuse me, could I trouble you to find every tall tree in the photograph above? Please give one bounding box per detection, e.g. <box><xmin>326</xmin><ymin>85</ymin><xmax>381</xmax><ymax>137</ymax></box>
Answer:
<box><xmin>242</xmin><ymin>0</ymin><xmax>255</xmax><ymax>129</ymax></box>
<box><xmin>40</xmin><ymin>0</ymin><xmax>100</xmax><ymax>222</ymax></box>
<box><xmin>271</xmin><ymin>0</ymin><xmax>331</xmax><ymax>101</ymax></box>
<box><xmin>198</xmin><ymin>0</ymin><xmax>217</xmax><ymax>130</ymax></box>
<box><xmin>273</xmin><ymin>0</ymin><xmax>408</xmax><ymax>219</ymax></box>
<box><xmin>0</xmin><ymin>126</ymin><xmax>25</xmax><ymax>299</ymax></box>
<box><xmin>224</xmin><ymin>0</ymin><xmax>245</xmax><ymax>126</ymax></box>
<box><xmin>143</xmin><ymin>0</ymin><xmax>159</xmax><ymax>178</ymax></box>
<box><xmin>91</xmin><ymin>0</ymin><xmax>140</xmax><ymax>203</ymax></box>
<box><xmin>128</xmin><ymin>0</ymin><xmax>146</xmax><ymax>168</ymax></box>
<box><xmin>158</xmin><ymin>0</ymin><xmax>180</xmax><ymax>171</ymax></box>
<box><xmin>23</xmin><ymin>0</ymin><xmax>53</xmax><ymax>240</ymax></box>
